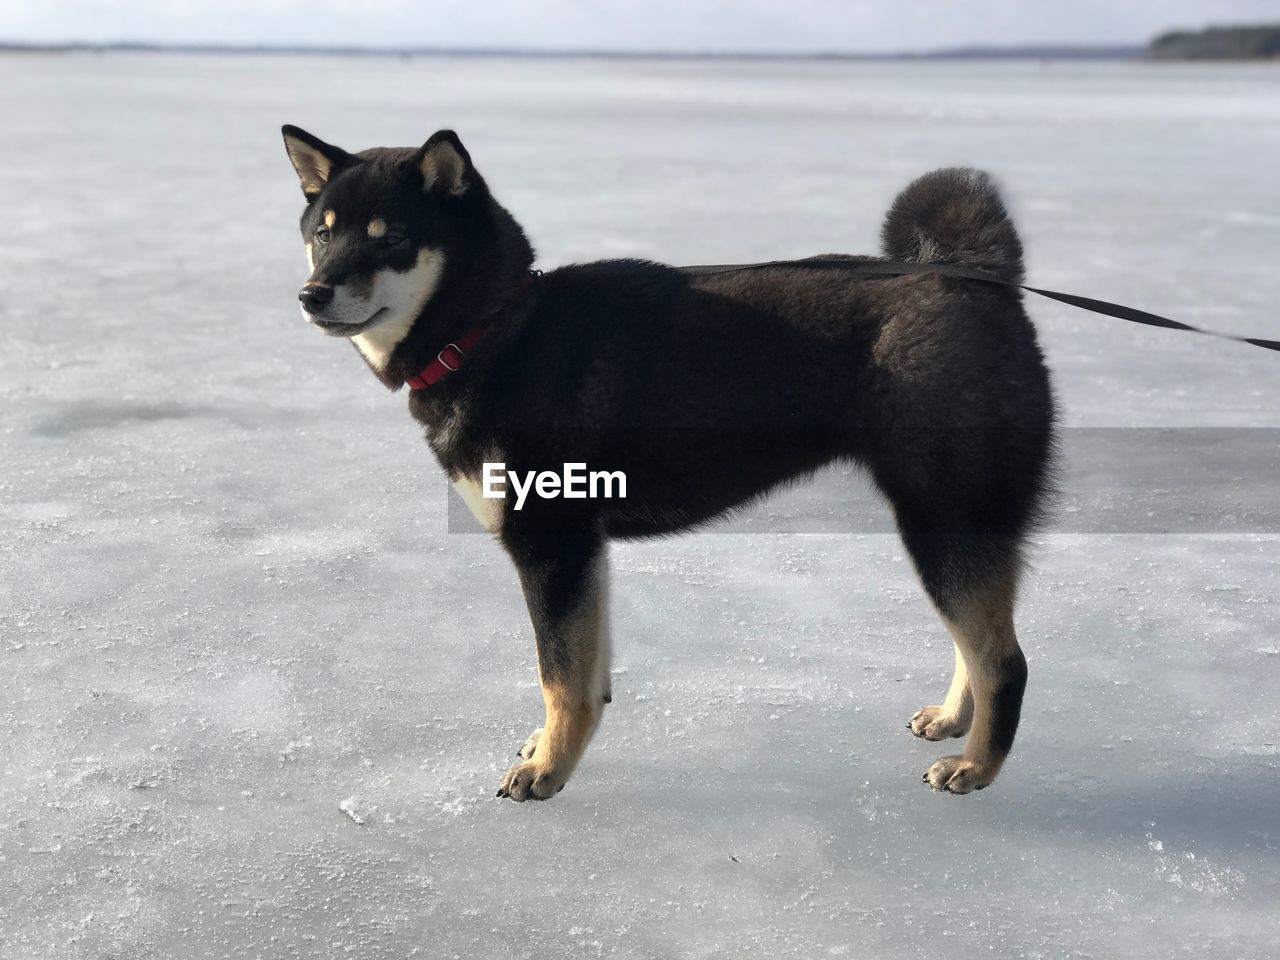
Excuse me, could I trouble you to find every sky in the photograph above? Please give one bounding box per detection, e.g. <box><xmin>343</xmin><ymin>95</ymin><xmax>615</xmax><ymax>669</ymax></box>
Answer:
<box><xmin>1</xmin><ymin>0</ymin><xmax>1276</xmax><ymax>53</ymax></box>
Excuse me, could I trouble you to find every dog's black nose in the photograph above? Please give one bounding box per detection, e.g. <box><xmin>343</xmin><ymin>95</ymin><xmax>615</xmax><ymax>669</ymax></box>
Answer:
<box><xmin>298</xmin><ymin>284</ymin><xmax>334</xmax><ymax>313</ymax></box>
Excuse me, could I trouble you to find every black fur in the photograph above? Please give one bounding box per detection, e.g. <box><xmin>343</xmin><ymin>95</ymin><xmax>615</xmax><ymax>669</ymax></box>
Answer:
<box><xmin>988</xmin><ymin>649</ymin><xmax>1030</xmax><ymax>758</ymax></box>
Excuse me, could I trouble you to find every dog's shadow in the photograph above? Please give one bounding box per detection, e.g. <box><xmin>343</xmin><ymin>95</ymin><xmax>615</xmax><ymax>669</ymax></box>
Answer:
<box><xmin>1008</xmin><ymin>755</ymin><xmax>1280</xmax><ymax>859</ymax></box>
<box><xmin>587</xmin><ymin>714</ymin><xmax>1278</xmax><ymax>874</ymax></box>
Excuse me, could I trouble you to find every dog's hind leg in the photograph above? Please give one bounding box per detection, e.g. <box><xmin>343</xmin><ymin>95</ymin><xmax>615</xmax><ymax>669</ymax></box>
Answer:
<box><xmin>899</xmin><ymin>528</ymin><xmax>1028</xmax><ymax>794</ymax></box>
<box><xmin>926</xmin><ymin>576</ymin><xmax>1026</xmax><ymax>794</ymax></box>
<box><xmin>908</xmin><ymin>639</ymin><xmax>973</xmax><ymax>741</ymax></box>
<box><xmin>498</xmin><ymin>530</ymin><xmax>610</xmax><ymax>802</ymax></box>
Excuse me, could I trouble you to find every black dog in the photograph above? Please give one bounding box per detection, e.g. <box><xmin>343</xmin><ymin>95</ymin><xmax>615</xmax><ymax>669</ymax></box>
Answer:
<box><xmin>282</xmin><ymin>125</ymin><xmax>1055</xmax><ymax>801</ymax></box>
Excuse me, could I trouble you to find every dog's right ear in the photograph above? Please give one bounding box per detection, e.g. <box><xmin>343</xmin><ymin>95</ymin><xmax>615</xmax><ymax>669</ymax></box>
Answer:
<box><xmin>414</xmin><ymin>130</ymin><xmax>474</xmax><ymax>197</ymax></box>
<box><xmin>281</xmin><ymin>125</ymin><xmax>352</xmax><ymax>200</ymax></box>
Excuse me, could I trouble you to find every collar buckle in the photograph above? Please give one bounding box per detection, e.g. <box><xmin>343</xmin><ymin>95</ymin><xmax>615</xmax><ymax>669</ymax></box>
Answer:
<box><xmin>437</xmin><ymin>343</ymin><xmax>465</xmax><ymax>372</ymax></box>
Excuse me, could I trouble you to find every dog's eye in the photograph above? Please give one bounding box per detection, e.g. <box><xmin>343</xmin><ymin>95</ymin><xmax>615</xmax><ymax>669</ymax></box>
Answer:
<box><xmin>315</xmin><ymin>227</ymin><xmax>331</xmax><ymax>245</ymax></box>
<box><xmin>382</xmin><ymin>232</ymin><xmax>406</xmax><ymax>247</ymax></box>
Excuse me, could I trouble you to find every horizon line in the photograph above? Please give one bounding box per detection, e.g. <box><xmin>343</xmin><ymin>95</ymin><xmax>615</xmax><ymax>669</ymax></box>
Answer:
<box><xmin>0</xmin><ymin>39</ymin><xmax>1148</xmax><ymax>62</ymax></box>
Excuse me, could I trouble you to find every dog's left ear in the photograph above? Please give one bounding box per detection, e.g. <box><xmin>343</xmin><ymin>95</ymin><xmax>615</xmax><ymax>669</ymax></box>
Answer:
<box><xmin>414</xmin><ymin>130</ymin><xmax>473</xmax><ymax>197</ymax></box>
<box><xmin>281</xmin><ymin>125</ymin><xmax>353</xmax><ymax>200</ymax></box>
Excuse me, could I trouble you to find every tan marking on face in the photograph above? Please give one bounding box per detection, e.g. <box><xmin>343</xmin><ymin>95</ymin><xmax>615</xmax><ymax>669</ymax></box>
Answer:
<box><xmin>367</xmin><ymin>218</ymin><xmax>387</xmax><ymax>239</ymax></box>
<box><xmin>323</xmin><ymin>209</ymin><xmax>336</xmax><ymax>228</ymax></box>
<box><xmin>305</xmin><ymin>242</ymin><xmax>315</xmax><ymax>271</ymax></box>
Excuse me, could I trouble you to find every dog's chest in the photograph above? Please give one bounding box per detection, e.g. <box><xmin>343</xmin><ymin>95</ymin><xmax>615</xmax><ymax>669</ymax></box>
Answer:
<box><xmin>450</xmin><ymin>471</ymin><xmax>504</xmax><ymax>533</ymax></box>
<box><xmin>413</xmin><ymin>398</ymin><xmax>505</xmax><ymax>535</ymax></box>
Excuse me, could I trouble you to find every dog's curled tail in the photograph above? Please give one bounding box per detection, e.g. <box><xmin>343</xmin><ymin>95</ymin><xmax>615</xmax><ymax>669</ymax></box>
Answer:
<box><xmin>880</xmin><ymin>168</ymin><xmax>1024</xmax><ymax>285</ymax></box>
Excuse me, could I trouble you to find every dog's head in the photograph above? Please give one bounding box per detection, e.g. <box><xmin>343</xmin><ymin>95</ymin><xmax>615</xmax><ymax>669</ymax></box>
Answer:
<box><xmin>281</xmin><ymin>125</ymin><xmax>482</xmax><ymax>345</ymax></box>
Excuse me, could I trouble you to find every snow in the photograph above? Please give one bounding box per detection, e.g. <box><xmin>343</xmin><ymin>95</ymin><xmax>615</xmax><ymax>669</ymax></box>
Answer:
<box><xmin>2</xmin><ymin>53</ymin><xmax>1278</xmax><ymax>958</ymax></box>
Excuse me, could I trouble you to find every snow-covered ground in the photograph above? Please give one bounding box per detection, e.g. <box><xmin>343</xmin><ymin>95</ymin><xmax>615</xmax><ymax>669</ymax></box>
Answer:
<box><xmin>2</xmin><ymin>53</ymin><xmax>1278</xmax><ymax>958</ymax></box>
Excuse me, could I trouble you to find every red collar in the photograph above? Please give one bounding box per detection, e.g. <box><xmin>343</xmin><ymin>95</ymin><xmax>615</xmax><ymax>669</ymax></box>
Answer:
<box><xmin>405</xmin><ymin>274</ymin><xmax>536</xmax><ymax>391</ymax></box>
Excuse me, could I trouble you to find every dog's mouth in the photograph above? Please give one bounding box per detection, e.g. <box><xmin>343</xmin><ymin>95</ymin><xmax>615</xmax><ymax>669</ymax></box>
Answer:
<box><xmin>310</xmin><ymin>307</ymin><xmax>391</xmax><ymax>338</ymax></box>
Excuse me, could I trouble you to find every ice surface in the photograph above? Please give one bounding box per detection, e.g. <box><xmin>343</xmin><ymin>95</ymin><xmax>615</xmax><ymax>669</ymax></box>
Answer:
<box><xmin>1</xmin><ymin>53</ymin><xmax>1278</xmax><ymax>958</ymax></box>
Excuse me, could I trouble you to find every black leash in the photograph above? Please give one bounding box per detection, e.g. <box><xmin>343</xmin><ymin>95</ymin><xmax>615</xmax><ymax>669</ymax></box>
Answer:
<box><xmin>679</xmin><ymin>258</ymin><xmax>1280</xmax><ymax>354</ymax></box>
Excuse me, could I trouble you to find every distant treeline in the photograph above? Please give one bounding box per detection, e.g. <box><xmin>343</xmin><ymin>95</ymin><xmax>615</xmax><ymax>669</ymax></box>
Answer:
<box><xmin>1148</xmin><ymin>24</ymin><xmax>1280</xmax><ymax>60</ymax></box>
<box><xmin>2</xmin><ymin>25</ymin><xmax>1280</xmax><ymax>63</ymax></box>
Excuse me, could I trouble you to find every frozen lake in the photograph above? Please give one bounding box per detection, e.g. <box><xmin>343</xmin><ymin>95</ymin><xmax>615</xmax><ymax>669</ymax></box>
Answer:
<box><xmin>2</xmin><ymin>53</ymin><xmax>1278</xmax><ymax>958</ymax></box>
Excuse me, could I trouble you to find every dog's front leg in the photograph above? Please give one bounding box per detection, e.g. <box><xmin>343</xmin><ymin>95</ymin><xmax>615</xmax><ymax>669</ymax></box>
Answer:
<box><xmin>497</xmin><ymin>533</ymin><xmax>610</xmax><ymax>802</ymax></box>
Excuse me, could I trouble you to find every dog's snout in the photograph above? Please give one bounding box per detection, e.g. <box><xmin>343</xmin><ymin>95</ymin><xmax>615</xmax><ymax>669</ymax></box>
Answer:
<box><xmin>298</xmin><ymin>284</ymin><xmax>334</xmax><ymax>313</ymax></box>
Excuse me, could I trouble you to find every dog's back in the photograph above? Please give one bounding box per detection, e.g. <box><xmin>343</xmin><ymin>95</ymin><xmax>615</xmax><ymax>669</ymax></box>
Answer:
<box><xmin>480</xmin><ymin>171</ymin><xmax>1054</xmax><ymax>558</ymax></box>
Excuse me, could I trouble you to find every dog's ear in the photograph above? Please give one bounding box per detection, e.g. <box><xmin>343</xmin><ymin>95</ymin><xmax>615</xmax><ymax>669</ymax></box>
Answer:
<box><xmin>414</xmin><ymin>130</ymin><xmax>473</xmax><ymax>197</ymax></box>
<box><xmin>281</xmin><ymin>125</ymin><xmax>352</xmax><ymax>200</ymax></box>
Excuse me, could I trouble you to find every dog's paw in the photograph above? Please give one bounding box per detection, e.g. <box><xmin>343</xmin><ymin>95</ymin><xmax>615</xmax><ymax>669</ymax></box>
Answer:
<box><xmin>515</xmin><ymin>727</ymin><xmax>543</xmax><ymax>760</ymax></box>
<box><xmin>496</xmin><ymin>758</ymin><xmax>566</xmax><ymax>802</ymax></box>
<box><xmin>923</xmin><ymin>755</ymin><xmax>994</xmax><ymax>794</ymax></box>
<box><xmin>908</xmin><ymin>706</ymin><xmax>969</xmax><ymax>741</ymax></box>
